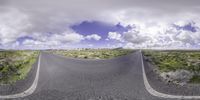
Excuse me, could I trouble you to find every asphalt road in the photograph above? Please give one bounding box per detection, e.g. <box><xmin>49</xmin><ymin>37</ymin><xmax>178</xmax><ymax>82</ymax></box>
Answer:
<box><xmin>0</xmin><ymin>51</ymin><xmax>183</xmax><ymax>100</ymax></box>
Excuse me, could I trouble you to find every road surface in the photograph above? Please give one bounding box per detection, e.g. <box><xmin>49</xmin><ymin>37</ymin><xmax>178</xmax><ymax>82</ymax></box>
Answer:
<box><xmin>0</xmin><ymin>51</ymin><xmax>195</xmax><ymax>100</ymax></box>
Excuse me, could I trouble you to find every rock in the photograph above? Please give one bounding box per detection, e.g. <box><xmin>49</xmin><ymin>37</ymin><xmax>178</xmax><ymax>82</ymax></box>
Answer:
<box><xmin>144</xmin><ymin>57</ymin><xmax>154</xmax><ymax>63</ymax></box>
<box><xmin>160</xmin><ymin>70</ymin><xmax>194</xmax><ymax>85</ymax></box>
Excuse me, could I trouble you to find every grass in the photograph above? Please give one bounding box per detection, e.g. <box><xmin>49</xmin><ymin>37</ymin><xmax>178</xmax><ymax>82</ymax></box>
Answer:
<box><xmin>189</xmin><ymin>75</ymin><xmax>200</xmax><ymax>83</ymax></box>
<box><xmin>0</xmin><ymin>51</ymin><xmax>39</xmax><ymax>84</ymax></box>
<box><xmin>143</xmin><ymin>50</ymin><xmax>200</xmax><ymax>83</ymax></box>
<box><xmin>143</xmin><ymin>50</ymin><xmax>200</xmax><ymax>72</ymax></box>
<box><xmin>49</xmin><ymin>48</ymin><xmax>133</xmax><ymax>59</ymax></box>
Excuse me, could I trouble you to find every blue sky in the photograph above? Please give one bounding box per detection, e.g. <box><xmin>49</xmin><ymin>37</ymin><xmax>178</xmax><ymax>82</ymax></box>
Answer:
<box><xmin>0</xmin><ymin>0</ymin><xmax>200</xmax><ymax>49</ymax></box>
<box><xmin>70</xmin><ymin>21</ymin><xmax>130</xmax><ymax>48</ymax></box>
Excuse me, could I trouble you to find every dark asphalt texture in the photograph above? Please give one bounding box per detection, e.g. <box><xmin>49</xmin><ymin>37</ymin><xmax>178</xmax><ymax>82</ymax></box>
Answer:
<box><xmin>1</xmin><ymin>51</ymin><xmax>185</xmax><ymax>100</ymax></box>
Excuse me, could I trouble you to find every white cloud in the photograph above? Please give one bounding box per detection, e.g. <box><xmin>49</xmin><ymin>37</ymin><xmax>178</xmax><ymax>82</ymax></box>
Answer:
<box><xmin>0</xmin><ymin>8</ymin><xmax>31</xmax><ymax>44</ymax></box>
<box><xmin>53</xmin><ymin>32</ymin><xmax>84</xmax><ymax>43</ymax></box>
<box><xmin>20</xmin><ymin>32</ymin><xmax>102</xmax><ymax>49</ymax></box>
<box><xmin>85</xmin><ymin>34</ymin><xmax>101</xmax><ymax>41</ymax></box>
<box><xmin>23</xmin><ymin>39</ymin><xmax>43</xmax><ymax>45</ymax></box>
<box><xmin>24</xmin><ymin>32</ymin><xmax>84</xmax><ymax>45</ymax></box>
<box><xmin>123</xmin><ymin>42</ymin><xmax>135</xmax><ymax>49</ymax></box>
<box><xmin>1</xmin><ymin>0</ymin><xmax>200</xmax><ymax>49</ymax></box>
<box><xmin>123</xmin><ymin>30</ymin><xmax>150</xmax><ymax>44</ymax></box>
<box><xmin>108</xmin><ymin>8</ymin><xmax>200</xmax><ymax>49</ymax></box>
<box><xmin>121</xmin><ymin>21</ymin><xmax>200</xmax><ymax>49</ymax></box>
<box><xmin>107</xmin><ymin>32</ymin><xmax>123</xmax><ymax>41</ymax></box>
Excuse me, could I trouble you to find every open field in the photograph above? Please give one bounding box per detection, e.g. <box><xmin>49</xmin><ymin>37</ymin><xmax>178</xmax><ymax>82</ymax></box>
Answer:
<box><xmin>143</xmin><ymin>50</ymin><xmax>200</xmax><ymax>84</ymax></box>
<box><xmin>0</xmin><ymin>51</ymin><xmax>39</xmax><ymax>84</ymax></box>
<box><xmin>48</xmin><ymin>49</ymin><xmax>134</xmax><ymax>59</ymax></box>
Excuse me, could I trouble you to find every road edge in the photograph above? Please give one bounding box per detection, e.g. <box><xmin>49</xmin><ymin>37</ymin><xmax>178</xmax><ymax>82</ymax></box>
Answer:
<box><xmin>140</xmin><ymin>50</ymin><xmax>200</xmax><ymax>99</ymax></box>
<box><xmin>0</xmin><ymin>53</ymin><xmax>41</xmax><ymax>99</ymax></box>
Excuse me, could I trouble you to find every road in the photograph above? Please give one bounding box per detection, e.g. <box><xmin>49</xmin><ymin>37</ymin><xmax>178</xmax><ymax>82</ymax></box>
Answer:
<box><xmin>0</xmin><ymin>51</ymin><xmax>193</xmax><ymax>100</ymax></box>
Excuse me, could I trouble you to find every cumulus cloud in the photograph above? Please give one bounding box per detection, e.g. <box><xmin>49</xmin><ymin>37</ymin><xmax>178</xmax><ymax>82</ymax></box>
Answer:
<box><xmin>1</xmin><ymin>0</ymin><xmax>200</xmax><ymax>49</ymax></box>
<box><xmin>21</xmin><ymin>32</ymin><xmax>102</xmax><ymax>49</ymax></box>
<box><xmin>3</xmin><ymin>0</ymin><xmax>199</xmax><ymax>33</ymax></box>
<box><xmin>107</xmin><ymin>32</ymin><xmax>123</xmax><ymax>41</ymax></box>
<box><xmin>123</xmin><ymin>30</ymin><xmax>150</xmax><ymax>44</ymax></box>
<box><xmin>25</xmin><ymin>32</ymin><xmax>83</xmax><ymax>46</ymax></box>
<box><xmin>0</xmin><ymin>7</ymin><xmax>31</xmax><ymax>44</ymax></box>
<box><xmin>121</xmin><ymin>22</ymin><xmax>200</xmax><ymax>49</ymax></box>
<box><xmin>53</xmin><ymin>32</ymin><xmax>84</xmax><ymax>43</ymax></box>
<box><xmin>85</xmin><ymin>34</ymin><xmax>101</xmax><ymax>41</ymax></box>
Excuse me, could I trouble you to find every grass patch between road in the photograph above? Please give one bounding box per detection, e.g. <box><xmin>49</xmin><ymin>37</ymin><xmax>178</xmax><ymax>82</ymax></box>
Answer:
<box><xmin>0</xmin><ymin>51</ymin><xmax>39</xmax><ymax>84</ymax></box>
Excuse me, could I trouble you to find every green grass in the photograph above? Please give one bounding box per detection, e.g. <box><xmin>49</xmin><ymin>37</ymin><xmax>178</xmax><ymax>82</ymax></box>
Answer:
<box><xmin>143</xmin><ymin>50</ymin><xmax>200</xmax><ymax>83</ymax></box>
<box><xmin>189</xmin><ymin>75</ymin><xmax>200</xmax><ymax>83</ymax></box>
<box><xmin>49</xmin><ymin>49</ymin><xmax>133</xmax><ymax>59</ymax></box>
<box><xmin>0</xmin><ymin>51</ymin><xmax>39</xmax><ymax>84</ymax></box>
<box><xmin>143</xmin><ymin>50</ymin><xmax>200</xmax><ymax>72</ymax></box>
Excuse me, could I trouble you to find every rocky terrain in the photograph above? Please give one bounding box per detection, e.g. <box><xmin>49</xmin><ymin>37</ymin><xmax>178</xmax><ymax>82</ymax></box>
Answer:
<box><xmin>143</xmin><ymin>50</ymin><xmax>200</xmax><ymax>85</ymax></box>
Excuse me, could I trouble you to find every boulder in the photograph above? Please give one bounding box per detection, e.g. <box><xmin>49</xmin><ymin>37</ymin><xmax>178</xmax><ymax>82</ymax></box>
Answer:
<box><xmin>160</xmin><ymin>69</ymin><xmax>194</xmax><ymax>85</ymax></box>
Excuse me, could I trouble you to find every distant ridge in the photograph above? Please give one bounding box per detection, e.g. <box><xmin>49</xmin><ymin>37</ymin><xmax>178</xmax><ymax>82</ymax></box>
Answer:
<box><xmin>113</xmin><ymin>47</ymin><xmax>123</xmax><ymax>50</ymax></box>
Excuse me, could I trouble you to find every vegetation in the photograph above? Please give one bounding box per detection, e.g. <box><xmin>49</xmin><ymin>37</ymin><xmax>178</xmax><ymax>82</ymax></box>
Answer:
<box><xmin>143</xmin><ymin>50</ymin><xmax>200</xmax><ymax>83</ymax></box>
<box><xmin>49</xmin><ymin>48</ymin><xmax>133</xmax><ymax>59</ymax></box>
<box><xmin>0</xmin><ymin>51</ymin><xmax>39</xmax><ymax>84</ymax></box>
<box><xmin>189</xmin><ymin>75</ymin><xmax>200</xmax><ymax>83</ymax></box>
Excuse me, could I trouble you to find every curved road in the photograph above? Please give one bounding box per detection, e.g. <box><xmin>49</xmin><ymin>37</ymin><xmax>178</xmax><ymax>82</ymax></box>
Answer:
<box><xmin>0</xmin><ymin>51</ymin><xmax>185</xmax><ymax>100</ymax></box>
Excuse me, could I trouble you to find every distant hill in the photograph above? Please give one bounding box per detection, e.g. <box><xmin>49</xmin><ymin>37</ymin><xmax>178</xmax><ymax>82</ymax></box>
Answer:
<box><xmin>113</xmin><ymin>47</ymin><xmax>123</xmax><ymax>50</ymax></box>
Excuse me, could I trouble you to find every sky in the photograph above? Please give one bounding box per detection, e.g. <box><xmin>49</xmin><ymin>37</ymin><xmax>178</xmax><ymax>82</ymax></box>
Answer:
<box><xmin>0</xmin><ymin>0</ymin><xmax>200</xmax><ymax>49</ymax></box>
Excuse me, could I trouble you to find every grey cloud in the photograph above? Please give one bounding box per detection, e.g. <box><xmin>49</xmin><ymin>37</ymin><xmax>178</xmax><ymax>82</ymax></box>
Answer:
<box><xmin>1</xmin><ymin>0</ymin><xmax>200</xmax><ymax>34</ymax></box>
<box><xmin>1</xmin><ymin>0</ymin><xmax>200</xmax><ymax>49</ymax></box>
<box><xmin>123</xmin><ymin>31</ymin><xmax>150</xmax><ymax>44</ymax></box>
